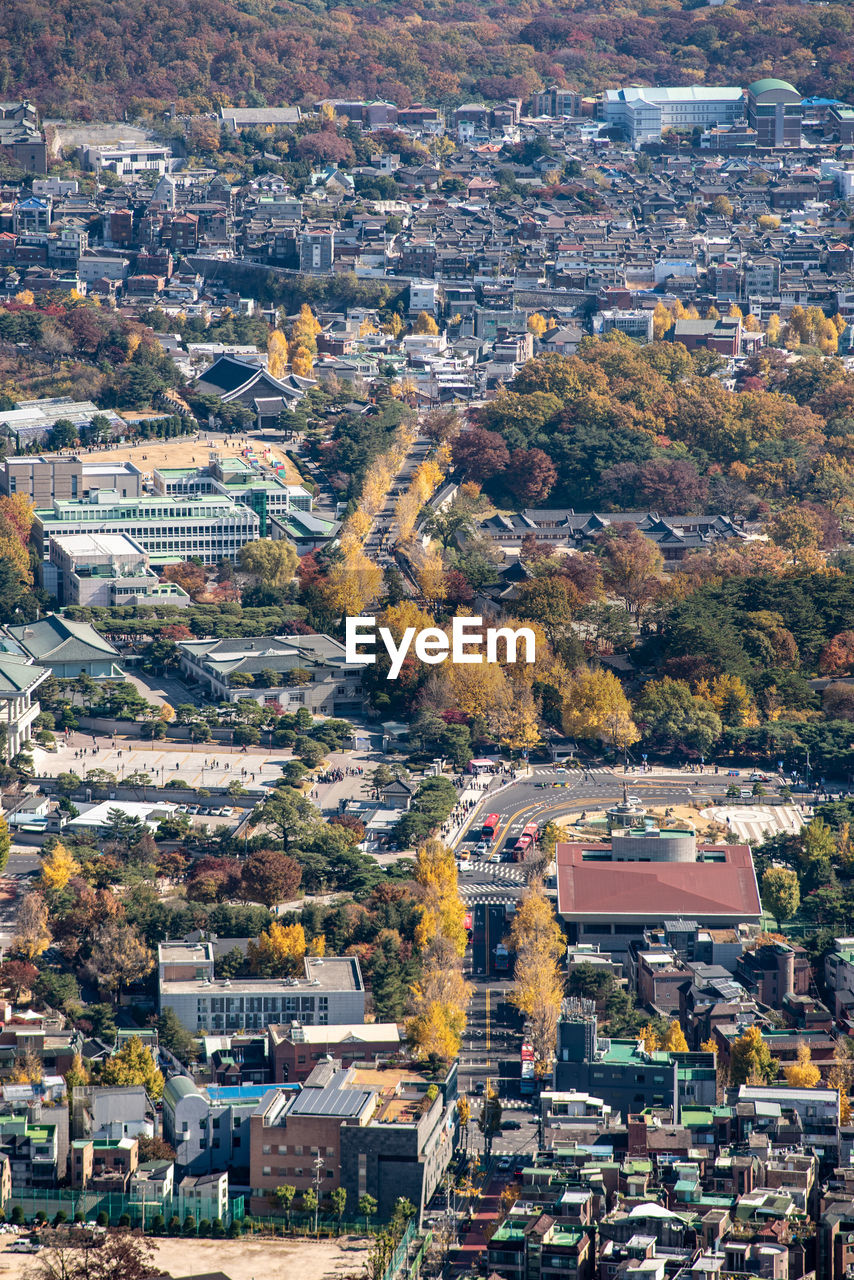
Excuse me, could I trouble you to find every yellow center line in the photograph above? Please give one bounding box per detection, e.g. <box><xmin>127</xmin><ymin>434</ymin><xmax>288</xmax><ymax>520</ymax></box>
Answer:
<box><xmin>485</xmin><ymin>987</ymin><xmax>491</xmax><ymax>1054</ymax></box>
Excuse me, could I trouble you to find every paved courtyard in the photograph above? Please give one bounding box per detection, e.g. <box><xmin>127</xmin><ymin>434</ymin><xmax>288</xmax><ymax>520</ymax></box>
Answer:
<box><xmin>702</xmin><ymin>804</ymin><xmax>808</xmax><ymax>845</ymax></box>
<box><xmin>31</xmin><ymin>741</ymin><xmax>287</xmax><ymax>791</ymax></box>
<box><xmin>30</xmin><ymin>740</ymin><xmax>384</xmax><ymax>806</ymax></box>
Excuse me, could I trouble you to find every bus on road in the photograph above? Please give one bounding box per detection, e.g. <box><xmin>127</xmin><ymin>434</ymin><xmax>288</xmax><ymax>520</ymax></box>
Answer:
<box><xmin>513</xmin><ymin>822</ymin><xmax>539</xmax><ymax>861</ymax></box>
<box><xmin>481</xmin><ymin>813</ymin><xmax>501</xmax><ymax>843</ymax></box>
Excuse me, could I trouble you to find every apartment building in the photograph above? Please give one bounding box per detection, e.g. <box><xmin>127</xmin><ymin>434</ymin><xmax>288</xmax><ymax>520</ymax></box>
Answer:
<box><xmin>158</xmin><ymin>942</ymin><xmax>365</xmax><ymax>1034</ymax></box>
<box><xmin>300</xmin><ymin>229</ymin><xmax>335</xmax><ymax>273</ymax></box>
<box><xmin>826</xmin><ymin>937</ymin><xmax>854</xmax><ymax>1024</ymax></box>
<box><xmin>32</xmin><ymin>492</ymin><xmax>260</xmax><ymax>568</ymax></box>
<box><xmin>531</xmin><ymin>87</ymin><xmax>582</xmax><ymax>119</ymax></box>
<box><xmin>0</xmin><ymin>1114</ymin><xmax>64</xmax><ymax>1187</ymax></box>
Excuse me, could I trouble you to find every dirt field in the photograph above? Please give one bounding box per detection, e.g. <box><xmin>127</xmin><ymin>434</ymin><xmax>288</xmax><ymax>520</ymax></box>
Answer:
<box><xmin>73</xmin><ymin>434</ymin><xmax>303</xmax><ymax>485</ymax></box>
<box><xmin>0</xmin><ymin>1234</ymin><xmax>372</xmax><ymax>1280</ymax></box>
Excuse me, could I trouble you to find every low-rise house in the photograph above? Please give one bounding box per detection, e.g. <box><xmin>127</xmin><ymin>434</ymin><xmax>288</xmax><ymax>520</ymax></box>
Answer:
<box><xmin>129</xmin><ymin>1159</ymin><xmax>175</xmax><ymax>1218</ymax></box>
<box><xmin>267</xmin><ymin>1021</ymin><xmax>404</xmax><ymax>1083</ymax></box>
<box><xmin>487</xmin><ymin>1217</ymin><xmax>594</xmax><ymax>1280</ymax></box>
<box><xmin>71</xmin><ymin>1085</ymin><xmax>155</xmax><ymax>1143</ymax></box>
<box><xmin>70</xmin><ymin>1136</ymin><xmax>138</xmax><ymax>1190</ymax></box>
<box><xmin>204</xmin><ymin>1033</ymin><xmax>269</xmax><ymax>1085</ymax></box>
<box><xmin>177</xmin><ymin>1170</ymin><xmax>229</xmax><ymax>1224</ymax></box>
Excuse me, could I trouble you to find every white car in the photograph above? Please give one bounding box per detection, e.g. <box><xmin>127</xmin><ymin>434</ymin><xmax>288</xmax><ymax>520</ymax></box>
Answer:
<box><xmin>498</xmin><ymin>1157</ymin><xmax>512</xmax><ymax>1171</ymax></box>
<box><xmin>626</xmin><ymin>795</ymin><xmax>642</xmax><ymax>805</ymax></box>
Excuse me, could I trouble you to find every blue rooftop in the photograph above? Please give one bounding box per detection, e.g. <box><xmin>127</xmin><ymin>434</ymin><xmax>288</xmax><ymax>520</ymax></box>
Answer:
<box><xmin>206</xmin><ymin>1084</ymin><xmax>298</xmax><ymax>1102</ymax></box>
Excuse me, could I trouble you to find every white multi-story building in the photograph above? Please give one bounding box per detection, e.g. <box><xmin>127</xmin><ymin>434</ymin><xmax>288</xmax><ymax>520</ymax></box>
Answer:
<box><xmin>33</xmin><ymin>492</ymin><xmax>260</xmax><ymax>570</ymax></box>
<box><xmin>603</xmin><ymin>85</ymin><xmax>744</xmax><ymax>145</ymax></box>
<box><xmin>595</xmin><ymin>309</ymin><xmax>655</xmax><ymax>343</ymax></box>
<box><xmin>49</xmin><ymin>533</ymin><xmax>191</xmax><ymax>608</ymax></box>
<box><xmin>80</xmin><ymin>142</ymin><xmax>173</xmax><ymax>177</ymax></box>
<box><xmin>49</xmin><ymin>532</ymin><xmax>191</xmax><ymax>608</ymax></box>
<box><xmin>158</xmin><ymin>942</ymin><xmax>366</xmax><ymax>1033</ymax></box>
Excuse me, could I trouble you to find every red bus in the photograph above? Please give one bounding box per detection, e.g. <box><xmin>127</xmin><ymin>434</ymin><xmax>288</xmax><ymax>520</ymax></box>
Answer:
<box><xmin>481</xmin><ymin>813</ymin><xmax>500</xmax><ymax>843</ymax></box>
<box><xmin>521</xmin><ymin>1036</ymin><xmax>535</xmax><ymax>1094</ymax></box>
<box><xmin>513</xmin><ymin>822</ymin><xmax>539</xmax><ymax>861</ymax></box>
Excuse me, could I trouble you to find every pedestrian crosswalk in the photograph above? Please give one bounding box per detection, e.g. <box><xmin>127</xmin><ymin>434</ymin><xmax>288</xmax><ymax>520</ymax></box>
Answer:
<box><xmin>459</xmin><ymin>887</ymin><xmax>523</xmax><ymax>904</ymax></box>
<box><xmin>530</xmin><ymin>762</ymin><xmax>612</xmax><ymax>773</ymax></box>
<box><xmin>463</xmin><ymin>861</ymin><xmax>527</xmax><ymax>880</ymax></box>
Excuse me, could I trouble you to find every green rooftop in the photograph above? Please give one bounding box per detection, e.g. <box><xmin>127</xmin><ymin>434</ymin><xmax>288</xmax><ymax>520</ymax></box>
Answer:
<box><xmin>749</xmin><ymin>77</ymin><xmax>798</xmax><ymax>95</ymax></box>
<box><xmin>490</xmin><ymin>1225</ymin><xmax>526</xmax><ymax>1243</ymax></box>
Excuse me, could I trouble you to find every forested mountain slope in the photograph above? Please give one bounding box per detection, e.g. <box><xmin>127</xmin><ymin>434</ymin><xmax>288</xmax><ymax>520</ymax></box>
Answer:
<box><xmin>1</xmin><ymin>0</ymin><xmax>852</xmax><ymax>118</ymax></box>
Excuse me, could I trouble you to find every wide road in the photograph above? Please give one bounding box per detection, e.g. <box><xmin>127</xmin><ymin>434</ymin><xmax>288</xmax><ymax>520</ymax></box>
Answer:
<box><xmin>454</xmin><ymin>765</ymin><xmax>737</xmax><ymax>904</ymax></box>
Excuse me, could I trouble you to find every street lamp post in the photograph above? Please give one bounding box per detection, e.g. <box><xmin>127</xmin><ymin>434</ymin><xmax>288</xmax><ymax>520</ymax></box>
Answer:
<box><xmin>313</xmin><ymin>1154</ymin><xmax>324</xmax><ymax>1236</ymax></box>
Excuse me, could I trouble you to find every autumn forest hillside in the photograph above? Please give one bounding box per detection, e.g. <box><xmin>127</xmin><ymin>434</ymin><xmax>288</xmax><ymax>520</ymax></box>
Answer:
<box><xmin>2</xmin><ymin>0</ymin><xmax>854</xmax><ymax>120</ymax></box>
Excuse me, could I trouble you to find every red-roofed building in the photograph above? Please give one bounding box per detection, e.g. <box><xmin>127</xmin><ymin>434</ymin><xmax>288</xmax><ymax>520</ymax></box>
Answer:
<box><xmin>555</xmin><ymin>831</ymin><xmax>761</xmax><ymax>955</ymax></box>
